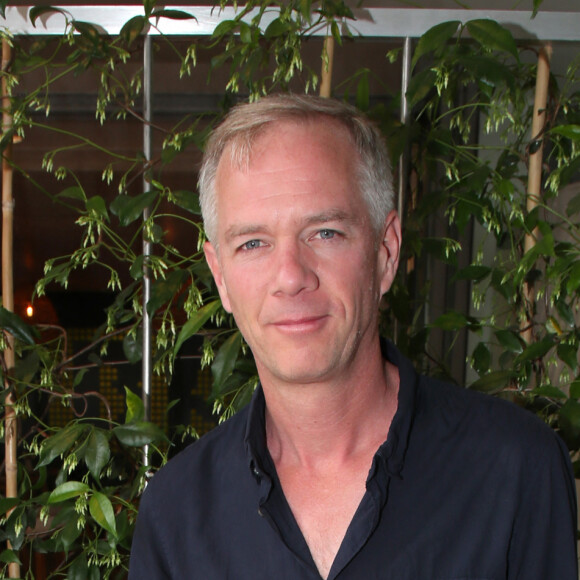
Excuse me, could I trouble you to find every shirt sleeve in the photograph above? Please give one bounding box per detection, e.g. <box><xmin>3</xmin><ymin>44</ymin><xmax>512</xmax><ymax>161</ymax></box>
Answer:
<box><xmin>507</xmin><ymin>430</ymin><xmax>578</xmax><ymax>579</ymax></box>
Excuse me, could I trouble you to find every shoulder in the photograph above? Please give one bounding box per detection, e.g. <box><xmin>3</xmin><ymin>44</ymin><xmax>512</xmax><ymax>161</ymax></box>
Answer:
<box><xmin>142</xmin><ymin>404</ymin><xmax>250</xmax><ymax>504</ymax></box>
<box><xmin>414</xmin><ymin>376</ymin><xmax>569</xmax><ymax>465</ymax></box>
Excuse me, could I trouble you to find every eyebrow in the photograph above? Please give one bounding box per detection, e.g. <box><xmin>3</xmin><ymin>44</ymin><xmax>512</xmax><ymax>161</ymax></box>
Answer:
<box><xmin>223</xmin><ymin>209</ymin><xmax>358</xmax><ymax>243</ymax></box>
<box><xmin>224</xmin><ymin>224</ymin><xmax>268</xmax><ymax>243</ymax></box>
<box><xmin>304</xmin><ymin>209</ymin><xmax>354</xmax><ymax>226</ymax></box>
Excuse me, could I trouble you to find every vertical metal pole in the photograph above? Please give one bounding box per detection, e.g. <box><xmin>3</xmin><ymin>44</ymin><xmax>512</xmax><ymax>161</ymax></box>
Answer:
<box><xmin>397</xmin><ymin>37</ymin><xmax>412</xmax><ymax>227</ymax></box>
<box><xmin>142</xmin><ymin>34</ymin><xmax>152</xmax><ymax>466</ymax></box>
<box><xmin>394</xmin><ymin>37</ymin><xmax>412</xmax><ymax>344</ymax></box>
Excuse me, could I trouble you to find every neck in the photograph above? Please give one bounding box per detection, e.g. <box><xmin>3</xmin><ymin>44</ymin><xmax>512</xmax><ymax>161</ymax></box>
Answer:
<box><xmin>262</xmin><ymin>344</ymin><xmax>399</xmax><ymax>469</ymax></box>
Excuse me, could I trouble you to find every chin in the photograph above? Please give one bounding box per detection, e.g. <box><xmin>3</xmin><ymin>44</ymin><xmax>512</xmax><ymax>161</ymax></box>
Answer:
<box><xmin>260</xmin><ymin>359</ymin><xmax>339</xmax><ymax>386</ymax></box>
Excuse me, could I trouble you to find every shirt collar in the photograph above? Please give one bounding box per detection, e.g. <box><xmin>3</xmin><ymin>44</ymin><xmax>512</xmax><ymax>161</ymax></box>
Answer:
<box><xmin>374</xmin><ymin>339</ymin><xmax>418</xmax><ymax>478</ymax></box>
<box><xmin>244</xmin><ymin>385</ymin><xmax>269</xmax><ymax>482</ymax></box>
<box><xmin>243</xmin><ymin>339</ymin><xmax>419</xmax><ymax>481</ymax></box>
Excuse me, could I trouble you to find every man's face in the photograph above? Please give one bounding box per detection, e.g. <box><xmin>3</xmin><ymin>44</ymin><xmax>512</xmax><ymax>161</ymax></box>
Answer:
<box><xmin>204</xmin><ymin>119</ymin><xmax>400</xmax><ymax>387</ymax></box>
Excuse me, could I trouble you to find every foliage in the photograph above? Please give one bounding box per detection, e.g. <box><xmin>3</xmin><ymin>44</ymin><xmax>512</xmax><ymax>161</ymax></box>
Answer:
<box><xmin>382</xmin><ymin>19</ymin><xmax>580</xmax><ymax>462</ymax></box>
<box><xmin>0</xmin><ymin>0</ymin><xmax>579</xmax><ymax>577</ymax></box>
<box><xmin>0</xmin><ymin>1</ymin><xmax>355</xmax><ymax>576</ymax></box>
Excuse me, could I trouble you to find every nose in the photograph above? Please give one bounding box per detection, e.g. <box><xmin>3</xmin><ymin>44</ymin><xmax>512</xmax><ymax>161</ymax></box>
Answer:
<box><xmin>272</xmin><ymin>240</ymin><xmax>319</xmax><ymax>297</ymax></box>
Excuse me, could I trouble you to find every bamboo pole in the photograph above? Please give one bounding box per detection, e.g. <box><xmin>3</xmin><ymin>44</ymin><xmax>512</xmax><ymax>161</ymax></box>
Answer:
<box><xmin>521</xmin><ymin>44</ymin><xmax>552</xmax><ymax>345</ymax></box>
<box><xmin>1</xmin><ymin>38</ymin><xmax>20</xmax><ymax>579</ymax></box>
<box><xmin>319</xmin><ymin>35</ymin><xmax>334</xmax><ymax>98</ymax></box>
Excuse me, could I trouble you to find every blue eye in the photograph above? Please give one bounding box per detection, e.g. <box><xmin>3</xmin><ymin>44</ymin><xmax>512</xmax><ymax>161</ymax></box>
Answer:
<box><xmin>241</xmin><ymin>239</ymin><xmax>263</xmax><ymax>251</ymax></box>
<box><xmin>319</xmin><ymin>229</ymin><xmax>336</xmax><ymax>239</ymax></box>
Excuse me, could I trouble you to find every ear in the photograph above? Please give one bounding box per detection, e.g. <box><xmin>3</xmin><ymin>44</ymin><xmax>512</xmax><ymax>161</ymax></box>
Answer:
<box><xmin>379</xmin><ymin>210</ymin><xmax>402</xmax><ymax>296</ymax></box>
<box><xmin>203</xmin><ymin>241</ymin><xmax>233</xmax><ymax>313</ymax></box>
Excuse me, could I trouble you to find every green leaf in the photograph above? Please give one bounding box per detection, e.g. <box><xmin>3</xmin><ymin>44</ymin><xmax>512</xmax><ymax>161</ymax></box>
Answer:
<box><xmin>515</xmin><ymin>336</ymin><xmax>555</xmax><ymax>364</ymax></box>
<box><xmin>0</xmin><ymin>549</ymin><xmax>21</xmax><ymax>566</ymax></box>
<box><xmin>30</xmin><ymin>6</ymin><xmax>65</xmax><ymax>27</ymax></box>
<box><xmin>264</xmin><ymin>18</ymin><xmax>289</xmax><ymax>39</ymax></box>
<box><xmin>555</xmin><ymin>299</ymin><xmax>575</xmax><ymax>328</ymax></box>
<box><xmin>469</xmin><ymin>370</ymin><xmax>515</xmax><ymax>393</ymax></box>
<box><xmin>432</xmin><ymin>311</ymin><xmax>467</xmax><ymax>331</ymax></box>
<box><xmin>3</xmin><ymin>506</ymin><xmax>26</xmax><ymax>550</ymax></box>
<box><xmin>124</xmin><ymin>386</ymin><xmax>145</xmax><ymax>423</ymax></box>
<box><xmin>129</xmin><ymin>255</ymin><xmax>145</xmax><ymax>281</ymax></box>
<box><xmin>566</xmin><ymin>261</ymin><xmax>580</xmax><ymax>294</ymax></box>
<box><xmin>57</xmin><ymin>515</ymin><xmax>82</xmax><ymax>553</ymax></box>
<box><xmin>143</xmin><ymin>0</ymin><xmax>156</xmax><ymax>16</ymax></box>
<box><xmin>84</xmin><ymin>429</ymin><xmax>110</xmax><ymax>479</ymax></box>
<box><xmin>472</xmin><ymin>342</ymin><xmax>491</xmax><ymax>375</ymax></box>
<box><xmin>466</xmin><ymin>19</ymin><xmax>519</xmax><ymax>60</ymax></box>
<box><xmin>531</xmin><ymin>385</ymin><xmax>567</xmax><ymax>399</ymax></box>
<box><xmin>123</xmin><ymin>331</ymin><xmax>143</xmax><ymax>363</ymax></box>
<box><xmin>459</xmin><ymin>55</ymin><xmax>514</xmax><ymax>90</ymax></box>
<box><xmin>86</xmin><ymin>195</ymin><xmax>108</xmax><ymax>220</ymax></box>
<box><xmin>239</xmin><ymin>22</ymin><xmax>253</xmax><ymax>44</ymax></box>
<box><xmin>110</xmin><ymin>191</ymin><xmax>157</xmax><ymax>226</ymax></box>
<box><xmin>532</xmin><ymin>0</ymin><xmax>544</xmax><ymax>17</ymax></box>
<box><xmin>72</xmin><ymin>20</ymin><xmax>102</xmax><ymax>44</ymax></box>
<box><xmin>68</xmin><ymin>555</ymin><xmax>89</xmax><ymax>580</ymax></box>
<box><xmin>557</xmin><ymin>155</ymin><xmax>580</xmax><ymax>189</ymax></box>
<box><xmin>151</xmin><ymin>8</ymin><xmax>196</xmax><ymax>21</ymax></box>
<box><xmin>331</xmin><ymin>20</ymin><xmax>342</xmax><ymax>46</ymax></box>
<box><xmin>113</xmin><ymin>421</ymin><xmax>167</xmax><ymax>447</ymax></box>
<box><xmin>0</xmin><ymin>307</ymin><xmax>38</xmax><ymax>345</ymax></box>
<box><xmin>454</xmin><ymin>265</ymin><xmax>491</xmax><ymax>282</ymax></box>
<box><xmin>0</xmin><ymin>497</ymin><xmax>19</xmax><ymax>516</ymax></box>
<box><xmin>406</xmin><ymin>68</ymin><xmax>437</xmax><ymax>107</ymax></box>
<box><xmin>147</xmin><ymin>269</ymin><xmax>188</xmax><ymax>316</ymax></box>
<box><xmin>529</xmin><ymin>139</ymin><xmax>542</xmax><ymax>155</ymax></box>
<box><xmin>211</xmin><ymin>19</ymin><xmax>237</xmax><ymax>39</ymax></box>
<box><xmin>56</xmin><ymin>185</ymin><xmax>86</xmax><ymax>201</ymax></box>
<box><xmin>174</xmin><ymin>299</ymin><xmax>221</xmax><ymax>355</ymax></box>
<box><xmin>89</xmin><ymin>492</ymin><xmax>117</xmax><ymax>538</ymax></box>
<box><xmin>559</xmin><ymin>399</ymin><xmax>580</xmax><ymax>443</ymax></box>
<box><xmin>47</xmin><ymin>481</ymin><xmax>90</xmax><ymax>504</ymax></box>
<box><xmin>120</xmin><ymin>15</ymin><xmax>146</xmax><ymax>45</ymax></box>
<box><xmin>37</xmin><ymin>424</ymin><xmax>84</xmax><ymax>468</ymax></box>
<box><xmin>412</xmin><ymin>20</ymin><xmax>460</xmax><ymax>68</ymax></box>
<box><xmin>570</xmin><ymin>378</ymin><xmax>580</xmax><ymax>399</ymax></box>
<box><xmin>565</xmin><ymin>192</ymin><xmax>580</xmax><ymax>217</ymax></box>
<box><xmin>557</xmin><ymin>342</ymin><xmax>578</xmax><ymax>371</ymax></box>
<box><xmin>551</xmin><ymin>124</ymin><xmax>580</xmax><ymax>141</ymax></box>
<box><xmin>355</xmin><ymin>72</ymin><xmax>370</xmax><ymax>112</ymax></box>
<box><xmin>212</xmin><ymin>331</ymin><xmax>243</xmax><ymax>390</ymax></box>
<box><xmin>494</xmin><ymin>329</ymin><xmax>524</xmax><ymax>353</ymax></box>
<box><xmin>172</xmin><ymin>190</ymin><xmax>200</xmax><ymax>214</ymax></box>
<box><xmin>73</xmin><ymin>368</ymin><xmax>89</xmax><ymax>388</ymax></box>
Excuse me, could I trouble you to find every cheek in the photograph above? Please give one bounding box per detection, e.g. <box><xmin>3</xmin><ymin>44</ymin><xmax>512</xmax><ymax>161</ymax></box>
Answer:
<box><xmin>222</xmin><ymin>267</ymin><xmax>265</xmax><ymax>314</ymax></box>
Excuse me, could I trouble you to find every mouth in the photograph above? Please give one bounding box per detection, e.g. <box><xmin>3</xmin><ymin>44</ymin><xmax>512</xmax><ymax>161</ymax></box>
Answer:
<box><xmin>271</xmin><ymin>315</ymin><xmax>329</xmax><ymax>333</ymax></box>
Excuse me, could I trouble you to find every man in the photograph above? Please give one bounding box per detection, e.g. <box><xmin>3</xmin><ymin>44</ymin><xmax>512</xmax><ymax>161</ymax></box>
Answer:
<box><xmin>129</xmin><ymin>94</ymin><xmax>578</xmax><ymax>579</ymax></box>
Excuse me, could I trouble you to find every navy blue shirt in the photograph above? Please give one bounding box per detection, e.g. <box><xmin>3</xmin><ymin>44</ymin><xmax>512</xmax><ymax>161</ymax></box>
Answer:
<box><xmin>129</xmin><ymin>342</ymin><xmax>578</xmax><ymax>579</ymax></box>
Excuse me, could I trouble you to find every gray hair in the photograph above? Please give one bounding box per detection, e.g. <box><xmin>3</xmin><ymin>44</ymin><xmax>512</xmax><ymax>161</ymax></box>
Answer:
<box><xmin>198</xmin><ymin>94</ymin><xmax>395</xmax><ymax>244</ymax></box>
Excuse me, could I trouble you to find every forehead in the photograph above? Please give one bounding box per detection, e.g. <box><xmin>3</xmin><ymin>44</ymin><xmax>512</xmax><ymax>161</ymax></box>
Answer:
<box><xmin>221</xmin><ymin>117</ymin><xmax>358</xmax><ymax>173</ymax></box>
<box><xmin>212</xmin><ymin>119</ymin><xmax>367</xmax><ymax>237</ymax></box>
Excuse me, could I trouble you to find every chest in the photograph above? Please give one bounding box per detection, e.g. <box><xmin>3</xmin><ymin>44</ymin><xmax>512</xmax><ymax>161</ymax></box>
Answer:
<box><xmin>275</xmin><ymin>462</ymin><xmax>370</xmax><ymax>579</ymax></box>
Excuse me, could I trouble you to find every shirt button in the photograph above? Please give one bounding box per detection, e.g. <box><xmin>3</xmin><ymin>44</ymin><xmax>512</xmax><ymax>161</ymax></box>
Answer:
<box><xmin>258</xmin><ymin>508</ymin><xmax>264</xmax><ymax>517</ymax></box>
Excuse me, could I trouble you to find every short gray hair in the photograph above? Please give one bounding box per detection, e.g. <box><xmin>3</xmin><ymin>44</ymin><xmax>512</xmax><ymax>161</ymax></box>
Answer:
<box><xmin>198</xmin><ymin>94</ymin><xmax>395</xmax><ymax>244</ymax></box>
